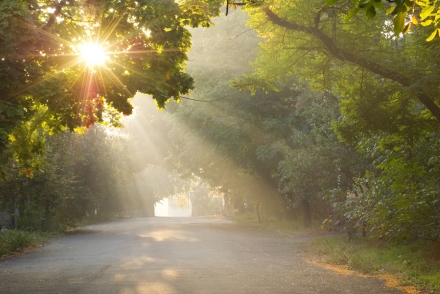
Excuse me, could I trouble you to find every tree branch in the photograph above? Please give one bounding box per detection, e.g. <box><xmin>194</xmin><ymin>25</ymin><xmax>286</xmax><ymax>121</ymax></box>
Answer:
<box><xmin>263</xmin><ymin>7</ymin><xmax>440</xmax><ymax>123</ymax></box>
<box><xmin>43</xmin><ymin>0</ymin><xmax>66</xmax><ymax>31</ymax></box>
<box><xmin>236</xmin><ymin>100</ymin><xmax>291</xmax><ymax>113</ymax></box>
<box><xmin>254</xmin><ymin>100</ymin><xmax>289</xmax><ymax>109</ymax></box>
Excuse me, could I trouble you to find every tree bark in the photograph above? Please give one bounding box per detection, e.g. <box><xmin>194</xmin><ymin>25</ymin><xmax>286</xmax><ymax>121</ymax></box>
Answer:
<box><xmin>145</xmin><ymin>201</ymin><xmax>155</xmax><ymax>217</ymax></box>
<box><xmin>301</xmin><ymin>198</ymin><xmax>312</xmax><ymax>228</ymax></box>
<box><xmin>263</xmin><ymin>7</ymin><xmax>440</xmax><ymax>123</ymax></box>
<box><xmin>43</xmin><ymin>1</ymin><xmax>66</xmax><ymax>30</ymax></box>
<box><xmin>256</xmin><ymin>199</ymin><xmax>261</xmax><ymax>223</ymax></box>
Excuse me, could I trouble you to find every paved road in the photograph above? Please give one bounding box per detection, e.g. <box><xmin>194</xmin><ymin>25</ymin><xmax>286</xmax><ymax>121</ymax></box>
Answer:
<box><xmin>0</xmin><ymin>217</ymin><xmax>403</xmax><ymax>294</ymax></box>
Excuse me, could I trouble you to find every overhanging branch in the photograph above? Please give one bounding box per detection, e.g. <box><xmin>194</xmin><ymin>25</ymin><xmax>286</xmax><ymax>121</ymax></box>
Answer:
<box><xmin>43</xmin><ymin>0</ymin><xmax>66</xmax><ymax>30</ymax></box>
<box><xmin>263</xmin><ymin>7</ymin><xmax>440</xmax><ymax>123</ymax></box>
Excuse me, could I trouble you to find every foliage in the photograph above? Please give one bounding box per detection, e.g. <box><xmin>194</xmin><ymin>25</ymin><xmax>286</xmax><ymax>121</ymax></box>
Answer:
<box><xmin>0</xmin><ymin>0</ymin><xmax>222</xmax><ymax>174</ymax></box>
<box><xmin>325</xmin><ymin>0</ymin><xmax>440</xmax><ymax>39</ymax></box>
<box><xmin>0</xmin><ymin>229</ymin><xmax>51</xmax><ymax>258</ymax></box>
<box><xmin>235</xmin><ymin>0</ymin><xmax>440</xmax><ymax>239</ymax></box>
<box><xmin>156</xmin><ymin>10</ymin><xmax>368</xmax><ymax>225</ymax></box>
<box><xmin>340</xmin><ymin>133</ymin><xmax>440</xmax><ymax>241</ymax></box>
<box><xmin>2</xmin><ymin>0</ymin><xmax>438</xmax><ymax>250</ymax></box>
<box><xmin>0</xmin><ymin>125</ymin><xmax>134</xmax><ymax>231</ymax></box>
<box><xmin>275</xmin><ymin>91</ymin><xmax>367</xmax><ymax>206</ymax></box>
<box><xmin>164</xmin><ymin>10</ymin><xmax>289</xmax><ymax>219</ymax></box>
<box><xmin>240</xmin><ymin>0</ymin><xmax>440</xmax><ymax>125</ymax></box>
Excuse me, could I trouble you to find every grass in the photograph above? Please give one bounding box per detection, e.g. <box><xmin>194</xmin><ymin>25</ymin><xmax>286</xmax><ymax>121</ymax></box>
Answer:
<box><xmin>0</xmin><ymin>229</ymin><xmax>52</xmax><ymax>258</ymax></box>
<box><xmin>233</xmin><ymin>212</ymin><xmax>325</xmax><ymax>236</ymax></box>
<box><xmin>78</xmin><ymin>213</ymin><xmax>126</xmax><ymax>227</ymax></box>
<box><xmin>234</xmin><ymin>215</ymin><xmax>440</xmax><ymax>293</ymax></box>
<box><xmin>261</xmin><ymin>220</ymin><xmax>324</xmax><ymax>236</ymax></box>
<box><xmin>309</xmin><ymin>236</ymin><xmax>440</xmax><ymax>293</ymax></box>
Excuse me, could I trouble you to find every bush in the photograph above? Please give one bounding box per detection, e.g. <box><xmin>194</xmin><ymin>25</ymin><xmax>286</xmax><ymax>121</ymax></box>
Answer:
<box><xmin>0</xmin><ymin>229</ymin><xmax>50</xmax><ymax>258</ymax></box>
<box><xmin>309</xmin><ymin>237</ymin><xmax>440</xmax><ymax>292</ymax></box>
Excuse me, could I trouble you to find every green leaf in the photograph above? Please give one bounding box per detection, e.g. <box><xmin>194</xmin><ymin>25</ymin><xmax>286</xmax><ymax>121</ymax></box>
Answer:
<box><xmin>435</xmin><ymin>8</ymin><xmax>440</xmax><ymax>21</ymax></box>
<box><xmin>324</xmin><ymin>0</ymin><xmax>339</xmax><ymax>5</ymax></box>
<box><xmin>420</xmin><ymin>5</ymin><xmax>435</xmax><ymax>20</ymax></box>
<box><xmin>426</xmin><ymin>28</ymin><xmax>439</xmax><ymax>41</ymax></box>
<box><xmin>73</xmin><ymin>127</ymin><xmax>85</xmax><ymax>134</ymax></box>
<box><xmin>411</xmin><ymin>15</ymin><xmax>418</xmax><ymax>24</ymax></box>
<box><xmin>386</xmin><ymin>4</ymin><xmax>396</xmax><ymax>15</ymax></box>
<box><xmin>346</xmin><ymin>7</ymin><xmax>360</xmax><ymax>20</ymax></box>
<box><xmin>366</xmin><ymin>5</ymin><xmax>376</xmax><ymax>19</ymax></box>
<box><xmin>372</xmin><ymin>0</ymin><xmax>383</xmax><ymax>8</ymax></box>
<box><xmin>421</xmin><ymin>19</ymin><xmax>433</xmax><ymax>26</ymax></box>
<box><xmin>394</xmin><ymin>11</ymin><xmax>406</xmax><ymax>35</ymax></box>
<box><xmin>402</xmin><ymin>22</ymin><xmax>411</xmax><ymax>34</ymax></box>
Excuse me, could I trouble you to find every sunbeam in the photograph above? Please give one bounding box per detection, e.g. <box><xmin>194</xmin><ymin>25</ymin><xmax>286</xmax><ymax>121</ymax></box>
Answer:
<box><xmin>100</xmin><ymin>65</ymin><xmax>133</xmax><ymax>97</ymax></box>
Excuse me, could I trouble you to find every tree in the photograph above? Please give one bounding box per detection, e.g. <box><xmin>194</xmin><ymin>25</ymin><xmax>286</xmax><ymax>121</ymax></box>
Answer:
<box><xmin>0</xmin><ymin>0</ymin><xmax>221</xmax><ymax>172</ymax></box>
<box><xmin>236</xmin><ymin>0</ymin><xmax>440</xmax><ymax>238</ymax></box>
<box><xmin>0</xmin><ymin>124</ymin><xmax>135</xmax><ymax>231</ymax></box>
<box><xmin>161</xmin><ymin>10</ymin><xmax>369</xmax><ymax>225</ymax></box>
<box><xmin>236</xmin><ymin>1</ymin><xmax>440</xmax><ymax>124</ymax></box>
<box><xmin>336</xmin><ymin>133</ymin><xmax>440</xmax><ymax>241</ymax></box>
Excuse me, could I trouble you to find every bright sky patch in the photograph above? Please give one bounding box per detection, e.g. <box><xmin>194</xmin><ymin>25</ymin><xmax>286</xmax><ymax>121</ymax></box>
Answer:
<box><xmin>79</xmin><ymin>43</ymin><xmax>107</xmax><ymax>67</ymax></box>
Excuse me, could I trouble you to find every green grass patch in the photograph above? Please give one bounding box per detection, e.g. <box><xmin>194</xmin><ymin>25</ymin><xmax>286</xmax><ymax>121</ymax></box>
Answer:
<box><xmin>233</xmin><ymin>212</ymin><xmax>259</xmax><ymax>223</ymax></box>
<box><xmin>261</xmin><ymin>220</ymin><xmax>324</xmax><ymax>236</ymax></box>
<box><xmin>0</xmin><ymin>229</ymin><xmax>52</xmax><ymax>258</ymax></box>
<box><xmin>234</xmin><ymin>213</ymin><xmax>325</xmax><ymax>236</ymax></box>
<box><xmin>309</xmin><ymin>237</ymin><xmax>440</xmax><ymax>293</ymax></box>
<box><xmin>78</xmin><ymin>213</ymin><xmax>122</xmax><ymax>227</ymax></box>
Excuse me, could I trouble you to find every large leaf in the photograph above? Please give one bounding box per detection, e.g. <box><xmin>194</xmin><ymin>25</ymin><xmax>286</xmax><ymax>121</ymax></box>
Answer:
<box><xmin>394</xmin><ymin>10</ymin><xmax>406</xmax><ymax>35</ymax></box>
<box><xmin>426</xmin><ymin>28</ymin><xmax>439</xmax><ymax>41</ymax></box>
<box><xmin>420</xmin><ymin>4</ymin><xmax>435</xmax><ymax>20</ymax></box>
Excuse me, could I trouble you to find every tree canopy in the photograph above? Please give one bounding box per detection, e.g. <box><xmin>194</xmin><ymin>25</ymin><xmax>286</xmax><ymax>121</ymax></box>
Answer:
<box><xmin>1</xmin><ymin>0</ymin><xmax>440</xmax><ymax>242</ymax></box>
<box><xmin>326</xmin><ymin>0</ymin><xmax>440</xmax><ymax>39</ymax></box>
<box><xmin>0</xmin><ymin>0</ymin><xmax>221</xmax><ymax>172</ymax></box>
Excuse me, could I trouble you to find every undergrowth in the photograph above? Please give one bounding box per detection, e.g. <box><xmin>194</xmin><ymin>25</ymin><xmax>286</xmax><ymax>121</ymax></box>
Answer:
<box><xmin>0</xmin><ymin>229</ymin><xmax>51</xmax><ymax>258</ymax></box>
<box><xmin>309</xmin><ymin>237</ymin><xmax>440</xmax><ymax>293</ymax></box>
<box><xmin>234</xmin><ymin>213</ymin><xmax>325</xmax><ymax>236</ymax></box>
<box><xmin>78</xmin><ymin>213</ymin><xmax>123</xmax><ymax>226</ymax></box>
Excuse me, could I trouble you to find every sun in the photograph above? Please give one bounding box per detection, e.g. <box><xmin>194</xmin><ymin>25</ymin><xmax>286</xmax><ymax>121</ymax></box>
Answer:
<box><xmin>79</xmin><ymin>42</ymin><xmax>108</xmax><ymax>67</ymax></box>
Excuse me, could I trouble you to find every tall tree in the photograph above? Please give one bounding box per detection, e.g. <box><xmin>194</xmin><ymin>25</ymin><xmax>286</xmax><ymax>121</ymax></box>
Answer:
<box><xmin>237</xmin><ymin>0</ymin><xmax>440</xmax><ymax>125</ymax></box>
<box><xmin>0</xmin><ymin>0</ymin><xmax>221</xmax><ymax>172</ymax></box>
<box><xmin>236</xmin><ymin>0</ymin><xmax>440</xmax><ymax>238</ymax></box>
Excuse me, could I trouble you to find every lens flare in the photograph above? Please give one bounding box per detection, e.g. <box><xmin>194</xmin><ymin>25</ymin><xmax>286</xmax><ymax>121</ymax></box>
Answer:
<box><xmin>79</xmin><ymin>43</ymin><xmax>107</xmax><ymax>67</ymax></box>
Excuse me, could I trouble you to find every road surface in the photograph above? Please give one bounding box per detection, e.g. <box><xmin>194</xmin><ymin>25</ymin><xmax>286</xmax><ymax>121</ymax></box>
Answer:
<box><xmin>0</xmin><ymin>217</ymin><xmax>403</xmax><ymax>293</ymax></box>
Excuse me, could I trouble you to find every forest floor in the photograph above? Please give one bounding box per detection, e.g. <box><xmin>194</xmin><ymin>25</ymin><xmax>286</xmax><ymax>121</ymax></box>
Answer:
<box><xmin>0</xmin><ymin>217</ymin><xmax>408</xmax><ymax>293</ymax></box>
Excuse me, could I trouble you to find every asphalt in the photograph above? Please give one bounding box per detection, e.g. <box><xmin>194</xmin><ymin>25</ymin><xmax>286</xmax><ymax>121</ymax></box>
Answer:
<box><xmin>0</xmin><ymin>217</ymin><xmax>403</xmax><ymax>294</ymax></box>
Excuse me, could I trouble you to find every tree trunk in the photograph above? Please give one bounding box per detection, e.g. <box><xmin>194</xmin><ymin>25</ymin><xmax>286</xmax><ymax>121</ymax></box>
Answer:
<box><xmin>283</xmin><ymin>193</ymin><xmax>298</xmax><ymax>220</ymax></box>
<box><xmin>301</xmin><ymin>198</ymin><xmax>312</xmax><ymax>228</ymax></box>
<box><xmin>256</xmin><ymin>200</ymin><xmax>261</xmax><ymax>223</ymax></box>
<box><xmin>222</xmin><ymin>194</ymin><xmax>229</xmax><ymax>216</ymax></box>
<box><xmin>145</xmin><ymin>201</ymin><xmax>155</xmax><ymax>217</ymax></box>
<box><xmin>228</xmin><ymin>201</ymin><xmax>235</xmax><ymax>217</ymax></box>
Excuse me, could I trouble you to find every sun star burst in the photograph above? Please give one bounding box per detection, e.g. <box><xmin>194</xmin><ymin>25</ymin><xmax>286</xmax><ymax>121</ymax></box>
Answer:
<box><xmin>79</xmin><ymin>42</ymin><xmax>107</xmax><ymax>67</ymax></box>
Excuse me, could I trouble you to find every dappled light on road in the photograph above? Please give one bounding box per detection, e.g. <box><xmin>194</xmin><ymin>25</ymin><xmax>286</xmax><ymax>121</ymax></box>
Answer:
<box><xmin>120</xmin><ymin>282</ymin><xmax>176</xmax><ymax>294</ymax></box>
<box><xmin>138</xmin><ymin>229</ymin><xmax>199</xmax><ymax>242</ymax></box>
<box><xmin>120</xmin><ymin>255</ymin><xmax>156</xmax><ymax>270</ymax></box>
<box><xmin>162</xmin><ymin>268</ymin><xmax>182</xmax><ymax>280</ymax></box>
<box><xmin>113</xmin><ymin>273</ymin><xmax>126</xmax><ymax>281</ymax></box>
